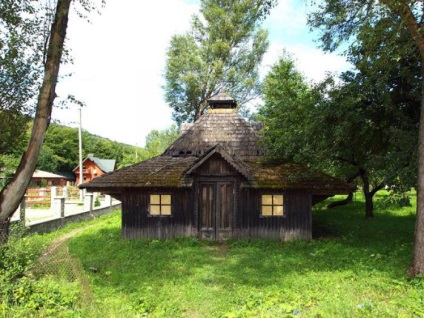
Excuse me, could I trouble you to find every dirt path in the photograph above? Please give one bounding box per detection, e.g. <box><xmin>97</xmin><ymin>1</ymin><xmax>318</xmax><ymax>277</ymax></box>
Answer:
<box><xmin>31</xmin><ymin>222</ymin><xmax>100</xmax><ymax>304</ymax></box>
<box><xmin>38</xmin><ymin>225</ymin><xmax>92</xmax><ymax>261</ymax></box>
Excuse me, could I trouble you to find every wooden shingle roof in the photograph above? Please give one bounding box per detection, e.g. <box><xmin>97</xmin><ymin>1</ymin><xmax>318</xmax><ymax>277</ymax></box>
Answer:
<box><xmin>164</xmin><ymin>108</ymin><xmax>264</xmax><ymax>157</ymax></box>
<box><xmin>80</xmin><ymin>156</ymin><xmax>196</xmax><ymax>190</ymax></box>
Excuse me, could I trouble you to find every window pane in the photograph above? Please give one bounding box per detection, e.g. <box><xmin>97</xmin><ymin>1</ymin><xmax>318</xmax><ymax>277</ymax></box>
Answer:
<box><xmin>273</xmin><ymin>195</ymin><xmax>283</xmax><ymax>205</ymax></box>
<box><xmin>150</xmin><ymin>195</ymin><xmax>160</xmax><ymax>205</ymax></box>
<box><xmin>161</xmin><ymin>195</ymin><xmax>171</xmax><ymax>205</ymax></box>
<box><xmin>262</xmin><ymin>195</ymin><xmax>273</xmax><ymax>205</ymax></box>
<box><xmin>274</xmin><ymin>205</ymin><xmax>284</xmax><ymax>216</ymax></box>
<box><xmin>262</xmin><ymin>205</ymin><xmax>272</xmax><ymax>216</ymax></box>
<box><xmin>162</xmin><ymin>205</ymin><xmax>171</xmax><ymax>215</ymax></box>
<box><xmin>150</xmin><ymin>205</ymin><xmax>160</xmax><ymax>215</ymax></box>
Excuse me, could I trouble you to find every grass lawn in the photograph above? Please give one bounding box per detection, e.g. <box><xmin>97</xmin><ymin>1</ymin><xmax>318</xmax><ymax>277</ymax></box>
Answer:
<box><xmin>2</xmin><ymin>192</ymin><xmax>424</xmax><ymax>317</ymax></box>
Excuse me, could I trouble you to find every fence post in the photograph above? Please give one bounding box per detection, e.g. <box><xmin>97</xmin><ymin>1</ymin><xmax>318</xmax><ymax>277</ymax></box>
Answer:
<box><xmin>63</xmin><ymin>186</ymin><xmax>68</xmax><ymax>198</ymax></box>
<box><xmin>105</xmin><ymin>194</ymin><xmax>112</xmax><ymax>206</ymax></box>
<box><xmin>54</xmin><ymin>197</ymin><xmax>65</xmax><ymax>218</ymax></box>
<box><xmin>40</xmin><ymin>187</ymin><xmax>46</xmax><ymax>199</ymax></box>
<box><xmin>51</xmin><ymin>186</ymin><xmax>57</xmax><ymax>203</ymax></box>
<box><xmin>19</xmin><ymin>196</ymin><xmax>26</xmax><ymax>225</ymax></box>
<box><xmin>84</xmin><ymin>194</ymin><xmax>94</xmax><ymax>212</ymax></box>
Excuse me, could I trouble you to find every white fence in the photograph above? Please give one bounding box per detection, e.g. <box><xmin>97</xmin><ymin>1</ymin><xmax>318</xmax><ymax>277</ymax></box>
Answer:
<box><xmin>11</xmin><ymin>187</ymin><xmax>120</xmax><ymax>233</ymax></box>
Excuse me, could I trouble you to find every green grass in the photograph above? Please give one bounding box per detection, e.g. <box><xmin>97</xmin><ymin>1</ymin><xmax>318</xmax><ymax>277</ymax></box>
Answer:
<box><xmin>2</xmin><ymin>193</ymin><xmax>424</xmax><ymax>317</ymax></box>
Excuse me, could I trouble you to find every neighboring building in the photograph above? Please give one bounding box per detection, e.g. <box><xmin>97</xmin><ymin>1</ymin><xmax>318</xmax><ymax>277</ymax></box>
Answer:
<box><xmin>30</xmin><ymin>170</ymin><xmax>74</xmax><ymax>187</ymax></box>
<box><xmin>81</xmin><ymin>91</ymin><xmax>354</xmax><ymax>241</ymax></box>
<box><xmin>73</xmin><ymin>155</ymin><xmax>116</xmax><ymax>184</ymax></box>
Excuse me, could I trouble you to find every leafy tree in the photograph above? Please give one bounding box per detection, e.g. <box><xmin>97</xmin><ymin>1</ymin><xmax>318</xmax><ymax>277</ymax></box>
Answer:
<box><xmin>0</xmin><ymin>1</ymin><xmax>46</xmax><ymax>172</ymax></box>
<box><xmin>144</xmin><ymin>125</ymin><xmax>179</xmax><ymax>157</ymax></box>
<box><xmin>39</xmin><ymin>124</ymin><xmax>79</xmax><ymax>172</ymax></box>
<box><xmin>35</xmin><ymin>123</ymin><xmax>141</xmax><ymax>173</ymax></box>
<box><xmin>308</xmin><ymin>0</ymin><xmax>424</xmax><ymax>276</ymax></box>
<box><xmin>0</xmin><ymin>0</ymin><xmax>104</xmax><ymax>243</ymax></box>
<box><xmin>259</xmin><ymin>51</ymin><xmax>418</xmax><ymax>218</ymax></box>
<box><xmin>119</xmin><ymin>125</ymin><xmax>179</xmax><ymax>168</ymax></box>
<box><xmin>37</xmin><ymin>145</ymin><xmax>60</xmax><ymax>173</ymax></box>
<box><xmin>164</xmin><ymin>0</ymin><xmax>276</xmax><ymax>125</ymax></box>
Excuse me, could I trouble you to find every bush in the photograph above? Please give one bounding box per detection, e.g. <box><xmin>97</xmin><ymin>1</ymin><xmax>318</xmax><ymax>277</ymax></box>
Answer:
<box><xmin>0</xmin><ymin>224</ymin><xmax>79</xmax><ymax>316</ymax></box>
<box><xmin>94</xmin><ymin>196</ymin><xmax>101</xmax><ymax>207</ymax></box>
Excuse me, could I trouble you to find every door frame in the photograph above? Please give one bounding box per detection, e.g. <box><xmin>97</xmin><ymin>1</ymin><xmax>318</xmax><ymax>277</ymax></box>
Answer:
<box><xmin>196</xmin><ymin>178</ymin><xmax>236</xmax><ymax>241</ymax></box>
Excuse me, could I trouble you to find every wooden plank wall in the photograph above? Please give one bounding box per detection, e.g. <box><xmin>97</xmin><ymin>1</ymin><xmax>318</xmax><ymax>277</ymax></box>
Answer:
<box><xmin>122</xmin><ymin>189</ymin><xmax>193</xmax><ymax>239</ymax></box>
<box><xmin>238</xmin><ymin>189</ymin><xmax>312</xmax><ymax>241</ymax></box>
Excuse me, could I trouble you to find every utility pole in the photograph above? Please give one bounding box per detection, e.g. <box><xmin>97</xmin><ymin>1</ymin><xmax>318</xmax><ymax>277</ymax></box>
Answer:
<box><xmin>78</xmin><ymin>107</ymin><xmax>83</xmax><ymax>201</ymax></box>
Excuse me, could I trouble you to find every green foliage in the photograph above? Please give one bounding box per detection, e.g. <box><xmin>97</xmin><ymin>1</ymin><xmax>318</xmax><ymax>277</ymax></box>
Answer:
<box><xmin>144</xmin><ymin>125</ymin><xmax>179</xmax><ymax>156</ymax></box>
<box><xmin>0</xmin><ymin>217</ymin><xmax>97</xmax><ymax>316</ymax></box>
<box><xmin>94</xmin><ymin>196</ymin><xmax>101</xmax><ymax>207</ymax></box>
<box><xmin>164</xmin><ymin>0</ymin><xmax>275</xmax><ymax>124</ymax></box>
<box><xmin>0</xmin><ymin>154</ymin><xmax>21</xmax><ymax>190</ymax></box>
<box><xmin>34</xmin><ymin>123</ymin><xmax>179</xmax><ymax>173</ymax></box>
<box><xmin>0</xmin><ymin>223</ymin><xmax>36</xmax><ymax>281</ymax></box>
<box><xmin>36</xmin><ymin>123</ymin><xmax>141</xmax><ymax>173</ymax></box>
<box><xmin>0</xmin><ymin>0</ymin><xmax>45</xmax><ymax>115</ymax></box>
<box><xmin>259</xmin><ymin>41</ymin><xmax>418</xmax><ymax>216</ymax></box>
<box><xmin>119</xmin><ymin>125</ymin><xmax>179</xmax><ymax>168</ymax></box>
<box><xmin>258</xmin><ymin>52</ymin><xmax>318</xmax><ymax>164</ymax></box>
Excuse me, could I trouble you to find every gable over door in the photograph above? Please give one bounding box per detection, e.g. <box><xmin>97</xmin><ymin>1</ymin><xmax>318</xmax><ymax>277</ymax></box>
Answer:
<box><xmin>199</xmin><ymin>181</ymin><xmax>234</xmax><ymax>241</ymax></box>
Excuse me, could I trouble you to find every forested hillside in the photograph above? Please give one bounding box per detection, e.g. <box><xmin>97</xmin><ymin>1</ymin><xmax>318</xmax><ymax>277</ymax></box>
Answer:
<box><xmin>0</xmin><ymin>123</ymin><xmax>178</xmax><ymax>180</ymax></box>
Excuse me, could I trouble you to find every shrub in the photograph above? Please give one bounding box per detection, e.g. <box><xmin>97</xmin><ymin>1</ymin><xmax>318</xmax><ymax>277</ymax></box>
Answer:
<box><xmin>0</xmin><ymin>224</ymin><xmax>79</xmax><ymax>316</ymax></box>
<box><xmin>94</xmin><ymin>196</ymin><xmax>101</xmax><ymax>207</ymax></box>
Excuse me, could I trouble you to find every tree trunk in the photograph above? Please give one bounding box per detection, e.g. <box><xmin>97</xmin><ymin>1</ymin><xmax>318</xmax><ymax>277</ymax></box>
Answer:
<box><xmin>0</xmin><ymin>0</ymin><xmax>72</xmax><ymax>244</ymax></box>
<box><xmin>359</xmin><ymin>169</ymin><xmax>374</xmax><ymax>218</ymax></box>
<box><xmin>410</xmin><ymin>62</ymin><xmax>424</xmax><ymax>276</ymax></box>
<box><xmin>327</xmin><ymin>192</ymin><xmax>353</xmax><ymax>209</ymax></box>
<box><xmin>364</xmin><ymin>192</ymin><xmax>374</xmax><ymax>219</ymax></box>
<box><xmin>389</xmin><ymin>0</ymin><xmax>424</xmax><ymax>278</ymax></box>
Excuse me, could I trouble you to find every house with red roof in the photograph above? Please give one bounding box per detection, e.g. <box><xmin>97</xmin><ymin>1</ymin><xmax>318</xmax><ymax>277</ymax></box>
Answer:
<box><xmin>73</xmin><ymin>155</ymin><xmax>116</xmax><ymax>184</ymax></box>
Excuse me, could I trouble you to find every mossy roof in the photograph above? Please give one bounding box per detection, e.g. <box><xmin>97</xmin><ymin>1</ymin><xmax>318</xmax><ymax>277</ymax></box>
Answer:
<box><xmin>81</xmin><ymin>153</ymin><xmax>354</xmax><ymax>195</ymax></box>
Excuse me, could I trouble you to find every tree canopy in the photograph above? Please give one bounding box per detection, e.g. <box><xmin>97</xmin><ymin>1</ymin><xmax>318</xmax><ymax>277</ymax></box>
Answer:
<box><xmin>164</xmin><ymin>0</ymin><xmax>275</xmax><ymax>125</ymax></box>
<box><xmin>307</xmin><ymin>0</ymin><xmax>424</xmax><ymax>276</ymax></box>
<box><xmin>0</xmin><ymin>1</ymin><xmax>46</xmax><ymax>163</ymax></box>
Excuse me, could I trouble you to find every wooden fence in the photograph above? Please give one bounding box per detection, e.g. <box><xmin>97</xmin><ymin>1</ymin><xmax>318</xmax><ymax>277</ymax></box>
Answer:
<box><xmin>25</xmin><ymin>188</ymin><xmax>51</xmax><ymax>206</ymax></box>
<box><xmin>25</xmin><ymin>186</ymin><xmax>82</xmax><ymax>207</ymax></box>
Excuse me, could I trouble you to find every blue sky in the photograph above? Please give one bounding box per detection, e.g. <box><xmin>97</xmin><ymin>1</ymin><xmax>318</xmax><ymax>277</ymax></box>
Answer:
<box><xmin>54</xmin><ymin>0</ymin><xmax>351</xmax><ymax>147</ymax></box>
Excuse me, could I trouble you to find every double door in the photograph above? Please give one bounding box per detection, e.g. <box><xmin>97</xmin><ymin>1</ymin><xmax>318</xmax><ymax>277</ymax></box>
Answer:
<box><xmin>199</xmin><ymin>181</ymin><xmax>234</xmax><ymax>241</ymax></box>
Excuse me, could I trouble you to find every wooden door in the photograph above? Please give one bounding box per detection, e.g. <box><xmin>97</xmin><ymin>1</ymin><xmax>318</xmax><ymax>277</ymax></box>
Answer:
<box><xmin>199</xmin><ymin>181</ymin><xmax>234</xmax><ymax>240</ymax></box>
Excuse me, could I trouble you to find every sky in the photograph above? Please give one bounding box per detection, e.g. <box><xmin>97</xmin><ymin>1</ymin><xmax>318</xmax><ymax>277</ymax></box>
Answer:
<box><xmin>54</xmin><ymin>0</ymin><xmax>351</xmax><ymax>147</ymax></box>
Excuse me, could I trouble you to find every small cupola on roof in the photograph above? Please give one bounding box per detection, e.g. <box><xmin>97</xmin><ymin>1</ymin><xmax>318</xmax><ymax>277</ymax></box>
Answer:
<box><xmin>207</xmin><ymin>89</ymin><xmax>237</xmax><ymax>109</ymax></box>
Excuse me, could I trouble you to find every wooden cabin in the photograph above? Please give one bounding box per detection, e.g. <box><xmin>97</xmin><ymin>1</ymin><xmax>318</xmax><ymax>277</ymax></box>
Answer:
<box><xmin>81</xmin><ymin>91</ymin><xmax>354</xmax><ymax>241</ymax></box>
<box><xmin>73</xmin><ymin>155</ymin><xmax>116</xmax><ymax>184</ymax></box>
<box><xmin>31</xmin><ymin>170</ymin><xmax>74</xmax><ymax>187</ymax></box>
